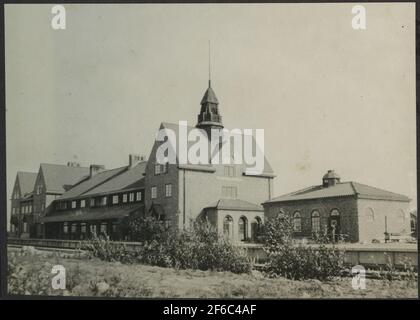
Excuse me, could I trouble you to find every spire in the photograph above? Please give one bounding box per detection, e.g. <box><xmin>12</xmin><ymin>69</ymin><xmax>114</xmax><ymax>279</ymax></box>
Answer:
<box><xmin>196</xmin><ymin>41</ymin><xmax>223</xmax><ymax>133</ymax></box>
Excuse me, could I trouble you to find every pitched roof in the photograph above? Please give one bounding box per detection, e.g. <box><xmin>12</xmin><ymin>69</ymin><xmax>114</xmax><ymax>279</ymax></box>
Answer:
<box><xmin>205</xmin><ymin>198</ymin><xmax>264</xmax><ymax>212</ymax></box>
<box><xmin>160</xmin><ymin>122</ymin><xmax>274</xmax><ymax>176</ymax></box>
<box><xmin>83</xmin><ymin>161</ymin><xmax>147</xmax><ymax>197</ymax></box>
<box><xmin>40</xmin><ymin>163</ymin><xmax>90</xmax><ymax>194</ymax></box>
<box><xmin>265</xmin><ymin>181</ymin><xmax>411</xmax><ymax>203</ymax></box>
<box><xmin>16</xmin><ymin>172</ymin><xmax>37</xmax><ymax>196</ymax></box>
<box><xmin>57</xmin><ymin>166</ymin><xmax>127</xmax><ymax>200</ymax></box>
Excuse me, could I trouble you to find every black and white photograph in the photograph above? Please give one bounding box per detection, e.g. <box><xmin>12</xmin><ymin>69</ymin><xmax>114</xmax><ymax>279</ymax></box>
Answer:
<box><xmin>2</xmin><ymin>2</ymin><xmax>418</xmax><ymax>301</ymax></box>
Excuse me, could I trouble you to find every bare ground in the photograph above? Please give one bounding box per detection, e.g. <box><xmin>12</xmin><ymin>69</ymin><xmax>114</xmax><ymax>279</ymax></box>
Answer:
<box><xmin>7</xmin><ymin>249</ymin><xmax>418</xmax><ymax>298</ymax></box>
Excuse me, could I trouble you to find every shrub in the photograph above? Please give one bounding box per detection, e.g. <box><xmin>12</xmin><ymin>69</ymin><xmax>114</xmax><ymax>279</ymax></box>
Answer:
<box><xmin>84</xmin><ymin>218</ymin><xmax>252</xmax><ymax>274</ymax></box>
<box><xmin>262</xmin><ymin>213</ymin><xmax>346</xmax><ymax>281</ymax></box>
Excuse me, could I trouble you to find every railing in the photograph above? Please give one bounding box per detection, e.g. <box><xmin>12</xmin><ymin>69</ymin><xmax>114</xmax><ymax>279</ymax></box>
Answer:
<box><xmin>8</xmin><ymin>237</ymin><xmax>418</xmax><ymax>269</ymax></box>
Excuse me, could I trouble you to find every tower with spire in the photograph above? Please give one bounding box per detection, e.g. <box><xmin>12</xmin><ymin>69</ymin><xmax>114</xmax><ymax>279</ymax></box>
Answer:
<box><xmin>196</xmin><ymin>41</ymin><xmax>223</xmax><ymax>136</ymax></box>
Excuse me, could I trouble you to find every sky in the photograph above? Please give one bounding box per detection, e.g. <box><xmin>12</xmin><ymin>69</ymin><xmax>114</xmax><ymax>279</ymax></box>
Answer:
<box><xmin>5</xmin><ymin>3</ymin><xmax>417</xmax><ymax>226</ymax></box>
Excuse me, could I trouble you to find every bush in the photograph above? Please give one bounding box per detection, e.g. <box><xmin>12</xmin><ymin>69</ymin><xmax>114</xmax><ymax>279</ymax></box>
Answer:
<box><xmin>84</xmin><ymin>218</ymin><xmax>252</xmax><ymax>274</ymax></box>
<box><xmin>262</xmin><ymin>213</ymin><xmax>346</xmax><ymax>281</ymax></box>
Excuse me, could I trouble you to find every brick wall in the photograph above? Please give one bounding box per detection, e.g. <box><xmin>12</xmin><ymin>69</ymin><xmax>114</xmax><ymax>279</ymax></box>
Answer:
<box><xmin>263</xmin><ymin>196</ymin><xmax>360</xmax><ymax>242</ymax></box>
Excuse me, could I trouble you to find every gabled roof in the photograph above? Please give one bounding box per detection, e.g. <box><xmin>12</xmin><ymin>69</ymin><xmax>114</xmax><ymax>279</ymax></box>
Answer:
<box><xmin>159</xmin><ymin>122</ymin><xmax>274</xmax><ymax>176</ymax></box>
<box><xmin>57</xmin><ymin>166</ymin><xmax>127</xmax><ymax>200</ymax></box>
<box><xmin>265</xmin><ymin>181</ymin><xmax>411</xmax><ymax>204</ymax></box>
<box><xmin>205</xmin><ymin>198</ymin><xmax>264</xmax><ymax>212</ymax></box>
<box><xmin>40</xmin><ymin>163</ymin><xmax>90</xmax><ymax>194</ymax></box>
<box><xmin>16</xmin><ymin>172</ymin><xmax>37</xmax><ymax>196</ymax></box>
<box><xmin>83</xmin><ymin>161</ymin><xmax>147</xmax><ymax>197</ymax></box>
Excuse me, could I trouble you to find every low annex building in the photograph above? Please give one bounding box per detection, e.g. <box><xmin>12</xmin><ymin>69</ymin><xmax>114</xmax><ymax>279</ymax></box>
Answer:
<box><xmin>263</xmin><ymin>170</ymin><xmax>411</xmax><ymax>243</ymax></box>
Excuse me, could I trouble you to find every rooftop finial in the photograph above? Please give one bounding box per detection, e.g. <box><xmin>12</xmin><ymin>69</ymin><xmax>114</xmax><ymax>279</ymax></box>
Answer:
<box><xmin>208</xmin><ymin>40</ymin><xmax>211</xmax><ymax>88</ymax></box>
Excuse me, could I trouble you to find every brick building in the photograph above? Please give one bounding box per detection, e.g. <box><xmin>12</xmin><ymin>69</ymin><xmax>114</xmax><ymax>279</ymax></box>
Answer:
<box><xmin>41</xmin><ymin>155</ymin><xmax>147</xmax><ymax>240</ymax></box>
<box><xmin>263</xmin><ymin>170</ymin><xmax>411</xmax><ymax>243</ymax></box>
<box><xmin>143</xmin><ymin>81</ymin><xmax>274</xmax><ymax>242</ymax></box>
<box><xmin>9</xmin><ymin>172</ymin><xmax>37</xmax><ymax>237</ymax></box>
<box><xmin>20</xmin><ymin>80</ymin><xmax>274</xmax><ymax>243</ymax></box>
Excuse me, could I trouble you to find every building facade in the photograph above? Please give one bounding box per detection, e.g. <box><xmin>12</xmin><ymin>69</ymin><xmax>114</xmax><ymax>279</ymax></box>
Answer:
<box><xmin>14</xmin><ymin>81</ymin><xmax>274</xmax><ymax>243</ymax></box>
<box><xmin>263</xmin><ymin>170</ymin><xmax>411</xmax><ymax>243</ymax></box>
<box><xmin>9</xmin><ymin>172</ymin><xmax>37</xmax><ymax>238</ymax></box>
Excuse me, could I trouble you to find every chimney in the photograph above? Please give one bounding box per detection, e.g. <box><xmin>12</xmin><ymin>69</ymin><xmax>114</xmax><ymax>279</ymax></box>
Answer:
<box><xmin>90</xmin><ymin>164</ymin><xmax>106</xmax><ymax>178</ymax></box>
<box><xmin>129</xmin><ymin>154</ymin><xmax>145</xmax><ymax>169</ymax></box>
<box><xmin>322</xmin><ymin>170</ymin><xmax>341</xmax><ymax>188</ymax></box>
<box><xmin>67</xmin><ymin>161</ymin><xmax>81</xmax><ymax>167</ymax></box>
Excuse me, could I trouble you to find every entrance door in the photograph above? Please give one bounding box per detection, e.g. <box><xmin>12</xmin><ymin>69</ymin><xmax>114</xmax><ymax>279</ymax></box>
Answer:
<box><xmin>329</xmin><ymin>209</ymin><xmax>341</xmax><ymax>242</ymax></box>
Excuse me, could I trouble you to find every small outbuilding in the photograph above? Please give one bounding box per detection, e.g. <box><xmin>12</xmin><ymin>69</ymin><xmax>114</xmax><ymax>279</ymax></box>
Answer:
<box><xmin>263</xmin><ymin>170</ymin><xmax>411</xmax><ymax>243</ymax></box>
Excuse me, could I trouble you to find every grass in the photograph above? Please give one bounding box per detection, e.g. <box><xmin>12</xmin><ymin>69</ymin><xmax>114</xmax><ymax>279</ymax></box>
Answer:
<box><xmin>7</xmin><ymin>247</ymin><xmax>418</xmax><ymax>298</ymax></box>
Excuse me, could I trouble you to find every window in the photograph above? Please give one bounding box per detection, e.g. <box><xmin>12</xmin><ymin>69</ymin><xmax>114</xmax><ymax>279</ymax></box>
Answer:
<box><xmin>29</xmin><ymin>205</ymin><xmax>32</xmax><ymax>213</ymax></box>
<box><xmin>161</xmin><ymin>163</ymin><xmax>168</xmax><ymax>174</ymax></box>
<box><xmin>122</xmin><ymin>194</ymin><xmax>128</xmax><ymax>203</ymax></box>
<box><xmin>364</xmin><ymin>207</ymin><xmax>375</xmax><ymax>222</ymax></box>
<box><xmin>222</xmin><ymin>186</ymin><xmax>237</xmax><ymax>199</ymax></box>
<box><xmin>41</xmin><ymin>203</ymin><xmax>45</xmax><ymax>211</ymax></box>
<box><xmin>311</xmin><ymin>211</ymin><xmax>321</xmax><ymax>233</ymax></box>
<box><xmin>129</xmin><ymin>193</ymin><xmax>134</xmax><ymax>202</ymax></box>
<box><xmin>251</xmin><ymin>217</ymin><xmax>262</xmax><ymax>241</ymax></box>
<box><xmin>136</xmin><ymin>191</ymin><xmax>142</xmax><ymax>201</ymax></box>
<box><xmin>165</xmin><ymin>184</ymin><xmax>172</xmax><ymax>197</ymax></box>
<box><xmin>60</xmin><ymin>202</ymin><xmax>67</xmax><ymax>210</ymax></box>
<box><xmin>112</xmin><ymin>222</ymin><xmax>118</xmax><ymax>233</ymax></box>
<box><xmin>154</xmin><ymin>163</ymin><xmax>161</xmax><ymax>175</ymax></box>
<box><xmin>224</xmin><ymin>165</ymin><xmax>235</xmax><ymax>177</ymax></box>
<box><xmin>100</xmin><ymin>223</ymin><xmax>107</xmax><ymax>234</ymax></box>
<box><xmin>80</xmin><ymin>199</ymin><xmax>86</xmax><ymax>208</ymax></box>
<box><xmin>112</xmin><ymin>195</ymin><xmax>119</xmax><ymax>205</ymax></box>
<box><xmin>71</xmin><ymin>201</ymin><xmax>77</xmax><ymax>209</ymax></box>
<box><xmin>90</xmin><ymin>224</ymin><xmax>97</xmax><ymax>235</ymax></box>
<box><xmin>71</xmin><ymin>223</ymin><xmax>77</xmax><ymax>233</ymax></box>
<box><xmin>331</xmin><ymin>209</ymin><xmax>340</xmax><ymax>217</ymax></box>
<box><xmin>12</xmin><ymin>208</ymin><xmax>15</xmax><ymax>215</ymax></box>
<box><xmin>151</xmin><ymin>187</ymin><xmax>157</xmax><ymax>199</ymax></box>
<box><xmin>23</xmin><ymin>222</ymin><xmax>28</xmax><ymax>233</ymax></box>
<box><xmin>293</xmin><ymin>211</ymin><xmax>302</xmax><ymax>232</ymax></box>
<box><xmin>100</xmin><ymin>196</ymin><xmax>107</xmax><ymax>206</ymax></box>
<box><xmin>223</xmin><ymin>215</ymin><xmax>233</xmax><ymax>239</ymax></box>
<box><xmin>63</xmin><ymin>222</ymin><xmax>68</xmax><ymax>234</ymax></box>
<box><xmin>155</xmin><ymin>163</ymin><xmax>168</xmax><ymax>175</ymax></box>
<box><xmin>81</xmin><ymin>223</ymin><xmax>87</xmax><ymax>234</ymax></box>
<box><xmin>90</xmin><ymin>198</ymin><xmax>95</xmax><ymax>207</ymax></box>
<box><xmin>238</xmin><ymin>217</ymin><xmax>248</xmax><ymax>241</ymax></box>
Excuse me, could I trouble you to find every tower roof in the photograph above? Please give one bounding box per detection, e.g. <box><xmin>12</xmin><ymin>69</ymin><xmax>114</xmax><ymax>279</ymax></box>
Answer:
<box><xmin>200</xmin><ymin>81</ymin><xmax>219</xmax><ymax>105</ymax></box>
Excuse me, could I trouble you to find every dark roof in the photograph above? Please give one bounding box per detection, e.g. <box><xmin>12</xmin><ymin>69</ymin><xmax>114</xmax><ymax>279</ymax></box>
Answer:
<box><xmin>83</xmin><ymin>161</ymin><xmax>147</xmax><ymax>196</ymax></box>
<box><xmin>200</xmin><ymin>85</ymin><xmax>219</xmax><ymax>105</ymax></box>
<box><xmin>265</xmin><ymin>181</ymin><xmax>411</xmax><ymax>204</ymax></box>
<box><xmin>205</xmin><ymin>198</ymin><xmax>264</xmax><ymax>212</ymax></box>
<box><xmin>57</xmin><ymin>166</ymin><xmax>127</xmax><ymax>200</ymax></box>
<box><xmin>16</xmin><ymin>172</ymin><xmax>37</xmax><ymax>196</ymax></box>
<box><xmin>160</xmin><ymin>122</ymin><xmax>274</xmax><ymax>176</ymax></box>
<box><xmin>40</xmin><ymin>163</ymin><xmax>90</xmax><ymax>194</ymax></box>
<box><xmin>41</xmin><ymin>205</ymin><xmax>143</xmax><ymax>223</ymax></box>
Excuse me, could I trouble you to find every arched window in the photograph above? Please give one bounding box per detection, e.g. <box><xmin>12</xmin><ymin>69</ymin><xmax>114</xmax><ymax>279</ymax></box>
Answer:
<box><xmin>223</xmin><ymin>215</ymin><xmax>233</xmax><ymax>239</ymax></box>
<box><xmin>364</xmin><ymin>207</ymin><xmax>375</xmax><ymax>222</ymax></box>
<box><xmin>331</xmin><ymin>209</ymin><xmax>340</xmax><ymax>217</ymax></box>
<box><xmin>311</xmin><ymin>210</ymin><xmax>321</xmax><ymax>233</ymax></box>
<box><xmin>293</xmin><ymin>211</ymin><xmax>302</xmax><ymax>232</ymax></box>
<box><xmin>238</xmin><ymin>216</ymin><xmax>248</xmax><ymax>241</ymax></box>
<box><xmin>251</xmin><ymin>217</ymin><xmax>262</xmax><ymax>240</ymax></box>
